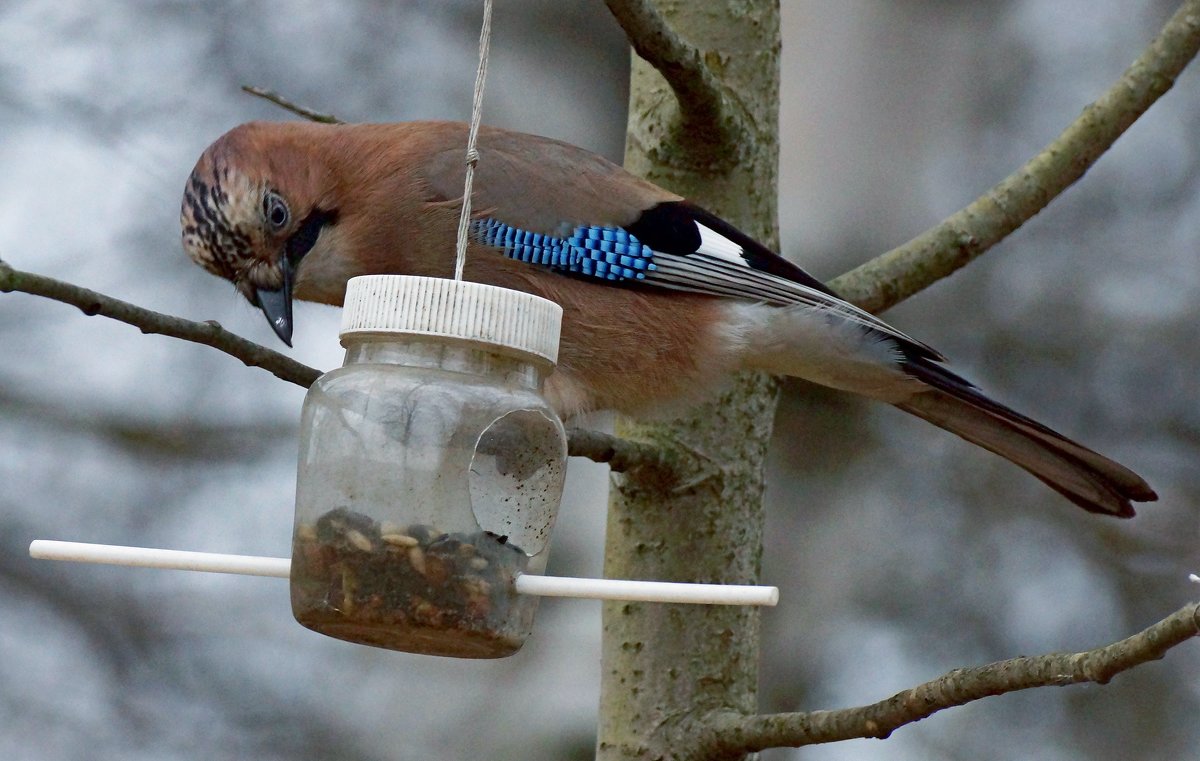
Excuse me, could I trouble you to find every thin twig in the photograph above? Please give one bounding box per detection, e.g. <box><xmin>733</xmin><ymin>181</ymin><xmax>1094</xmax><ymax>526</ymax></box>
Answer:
<box><xmin>0</xmin><ymin>257</ymin><xmax>322</xmax><ymax>388</ymax></box>
<box><xmin>240</xmin><ymin>85</ymin><xmax>344</xmax><ymax>124</ymax></box>
<box><xmin>830</xmin><ymin>0</ymin><xmax>1200</xmax><ymax>314</ymax></box>
<box><xmin>0</xmin><ymin>258</ymin><xmax>663</xmax><ymax>472</ymax></box>
<box><xmin>701</xmin><ymin>601</ymin><xmax>1200</xmax><ymax>754</ymax></box>
<box><xmin>604</xmin><ymin>0</ymin><xmax>748</xmax><ymax>153</ymax></box>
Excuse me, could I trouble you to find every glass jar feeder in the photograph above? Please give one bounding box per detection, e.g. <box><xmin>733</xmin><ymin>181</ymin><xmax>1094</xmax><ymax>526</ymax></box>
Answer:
<box><xmin>290</xmin><ymin>275</ymin><xmax>567</xmax><ymax>658</ymax></box>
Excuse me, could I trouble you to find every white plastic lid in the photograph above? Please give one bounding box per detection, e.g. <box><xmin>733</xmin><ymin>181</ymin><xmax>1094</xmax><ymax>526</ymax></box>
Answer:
<box><xmin>340</xmin><ymin>275</ymin><xmax>563</xmax><ymax>365</ymax></box>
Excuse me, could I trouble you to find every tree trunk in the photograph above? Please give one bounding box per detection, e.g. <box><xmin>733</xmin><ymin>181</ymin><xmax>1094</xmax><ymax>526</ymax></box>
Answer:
<box><xmin>597</xmin><ymin>3</ymin><xmax>781</xmax><ymax>759</ymax></box>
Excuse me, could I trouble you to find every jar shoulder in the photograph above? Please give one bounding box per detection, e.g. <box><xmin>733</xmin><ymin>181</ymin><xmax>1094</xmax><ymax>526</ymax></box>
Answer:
<box><xmin>307</xmin><ymin>364</ymin><xmax>558</xmax><ymax>413</ymax></box>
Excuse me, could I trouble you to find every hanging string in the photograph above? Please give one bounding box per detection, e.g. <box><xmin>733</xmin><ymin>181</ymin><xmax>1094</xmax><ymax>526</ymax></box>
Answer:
<box><xmin>453</xmin><ymin>0</ymin><xmax>494</xmax><ymax>282</ymax></box>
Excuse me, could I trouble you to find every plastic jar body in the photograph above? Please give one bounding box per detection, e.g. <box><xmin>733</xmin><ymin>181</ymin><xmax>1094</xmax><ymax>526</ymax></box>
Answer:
<box><xmin>290</xmin><ymin>338</ymin><xmax>567</xmax><ymax>658</ymax></box>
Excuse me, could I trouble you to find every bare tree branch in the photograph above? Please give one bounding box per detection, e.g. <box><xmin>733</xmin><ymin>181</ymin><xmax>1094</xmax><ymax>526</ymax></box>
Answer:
<box><xmin>604</xmin><ymin>0</ymin><xmax>749</xmax><ymax>155</ymax></box>
<box><xmin>830</xmin><ymin>0</ymin><xmax>1200</xmax><ymax>314</ymax></box>
<box><xmin>0</xmin><ymin>257</ymin><xmax>321</xmax><ymax>388</ymax></box>
<box><xmin>700</xmin><ymin>602</ymin><xmax>1200</xmax><ymax>755</ymax></box>
<box><xmin>566</xmin><ymin>425</ymin><xmax>704</xmax><ymax>485</ymax></box>
<box><xmin>240</xmin><ymin>85</ymin><xmax>343</xmax><ymax>124</ymax></box>
<box><xmin>0</xmin><ymin>257</ymin><xmax>663</xmax><ymax>473</ymax></box>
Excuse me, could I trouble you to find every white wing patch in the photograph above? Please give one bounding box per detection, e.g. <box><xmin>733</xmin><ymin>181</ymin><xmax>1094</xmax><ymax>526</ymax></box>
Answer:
<box><xmin>695</xmin><ymin>223</ymin><xmax>747</xmax><ymax>264</ymax></box>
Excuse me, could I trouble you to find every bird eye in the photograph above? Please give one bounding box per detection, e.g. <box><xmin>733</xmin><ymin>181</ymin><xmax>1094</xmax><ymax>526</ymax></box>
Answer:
<box><xmin>262</xmin><ymin>191</ymin><xmax>290</xmax><ymax>231</ymax></box>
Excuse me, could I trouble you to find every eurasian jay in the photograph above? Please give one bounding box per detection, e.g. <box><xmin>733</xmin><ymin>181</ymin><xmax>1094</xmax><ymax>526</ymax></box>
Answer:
<box><xmin>180</xmin><ymin>120</ymin><xmax>1156</xmax><ymax>517</ymax></box>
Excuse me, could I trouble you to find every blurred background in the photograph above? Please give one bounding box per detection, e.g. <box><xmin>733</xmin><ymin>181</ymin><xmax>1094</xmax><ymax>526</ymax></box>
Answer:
<box><xmin>1</xmin><ymin>1</ymin><xmax>1196</xmax><ymax>759</ymax></box>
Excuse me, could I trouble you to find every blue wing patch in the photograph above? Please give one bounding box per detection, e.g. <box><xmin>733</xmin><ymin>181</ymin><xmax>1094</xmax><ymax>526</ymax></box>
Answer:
<box><xmin>472</xmin><ymin>218</ymin><xmax>657</xmax><ymax>282</ymax></box>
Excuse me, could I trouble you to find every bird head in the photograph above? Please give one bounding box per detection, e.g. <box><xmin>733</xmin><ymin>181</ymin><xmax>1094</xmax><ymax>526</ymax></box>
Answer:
<box><xmin>180</xmin><ymin>122</ymin><xmax>338</xmax><ymax>346</ymax></box>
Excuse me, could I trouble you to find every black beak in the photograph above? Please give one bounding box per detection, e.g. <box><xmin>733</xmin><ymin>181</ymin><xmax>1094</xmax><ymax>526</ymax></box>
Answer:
<box><xmin>249</xmin><ymin>207</ymin><xmax>337</xmax><ymax>348</ymax></box>
<box><xmin>253</xmin><ymin>257</ymin><xmax>294</xmax><ymax>347</ymax></box>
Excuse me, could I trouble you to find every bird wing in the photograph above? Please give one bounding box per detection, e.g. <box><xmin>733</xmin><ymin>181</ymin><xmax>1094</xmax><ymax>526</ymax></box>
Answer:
<box><xmin>415</xmin><ymin>124</ymin><xmax>940</xmax><ymax>361</ymax></box>
<box><xmin>419</xmin><ymin>124</ymin><xmax>678</xmax><ymax>235</ymax></box>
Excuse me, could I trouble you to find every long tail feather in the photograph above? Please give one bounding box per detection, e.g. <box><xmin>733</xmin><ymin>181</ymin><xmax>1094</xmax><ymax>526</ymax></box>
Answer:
<box><xmin>897</xmin><ymin>360</ymin><xmax>1157</xmax><ymax>517</ymax></box>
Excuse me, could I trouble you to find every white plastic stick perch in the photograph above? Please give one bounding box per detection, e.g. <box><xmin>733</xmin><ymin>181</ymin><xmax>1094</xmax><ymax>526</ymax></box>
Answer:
<box><xmin>30</xmin><ymin>540</ymin><xmax>778</xmax><ymax>607</ymax></box>
<box><xmin>512</xmin><ymin>573</ymin><xmax>777</xmax><ymax>606</ymax></box>
<box><xmin>30</xmin><ymin>540</ymin><xmax>292</xmax><ymax>578</ymax></box>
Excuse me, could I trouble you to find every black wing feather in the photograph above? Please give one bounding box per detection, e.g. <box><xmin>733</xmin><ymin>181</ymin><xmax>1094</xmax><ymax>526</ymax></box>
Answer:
<box><xmin>622</xmin><ymin>201</ymin><xmax>943</xmax><ymax>362</ymax></box>
<box><xmin>677</xmin><ymin>201</ymin><xmax>842</xmax><ymax>299</ymax></box>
